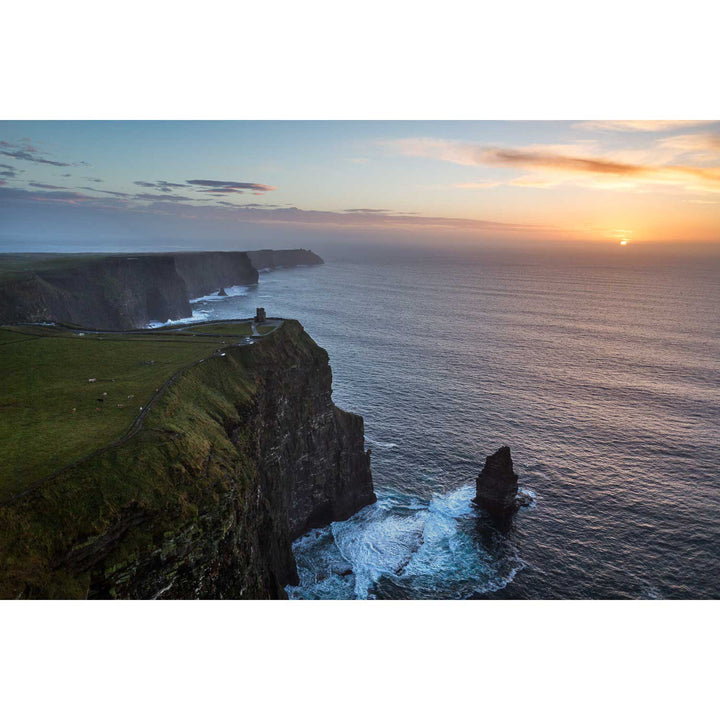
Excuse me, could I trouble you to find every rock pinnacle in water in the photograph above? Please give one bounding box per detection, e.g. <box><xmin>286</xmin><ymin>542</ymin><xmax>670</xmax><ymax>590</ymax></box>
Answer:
<box><xmin>473</xmin><ymin>446</ymin><xmax>519</xmax><ymax>517</ymax></box>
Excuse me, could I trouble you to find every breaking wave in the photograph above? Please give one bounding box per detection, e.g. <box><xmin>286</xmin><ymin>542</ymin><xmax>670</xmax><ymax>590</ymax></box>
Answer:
<box><xmin>365</xmin><ymin>435</ymin><xmax>398</xmax><ymax>449</ymax></box>
<box><xmin>287</xmin><ymin>485</ymin><xmax>528</xmax><ymax>600</ymax></box>
<box><xmin>146</xmin><ymin>308</ymin><xmax>211</xmax><ymax>328</ymax></box>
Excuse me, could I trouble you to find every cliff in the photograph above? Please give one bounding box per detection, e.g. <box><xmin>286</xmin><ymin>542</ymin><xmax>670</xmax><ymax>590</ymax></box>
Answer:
<box><xmin>247</xmin><ymin>249</ymin><xmax>324</xmax><ymax>271</ymax></box>
<box><xmin>172</xmin><ymin>251</ymin><xmax>258</xmax><ymax>298</ymax></box>
<box><xmin>0</xmin><ymin>320</ymin><xmax>374</xmax><ymax>599</ymax></box>
<box><xmin>0</xmin><ymin>249</ymin><xmax>321</xmax><ymax>330</ymax></box>
<box><xmin>0</xmin><ymin>254</ymin><xmax>191</xmax><ymax>330</ymax></box>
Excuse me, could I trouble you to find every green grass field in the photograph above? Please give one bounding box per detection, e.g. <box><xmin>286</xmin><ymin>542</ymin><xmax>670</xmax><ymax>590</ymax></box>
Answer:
<box><xmin>184</xmin><ymin>322</ymin><xmax>252</xmax><ymax>336</ymax></box>
<box><xmin>0</xmin><ymin>253</ymin><xmax>111</xmax><ymax>281</ymax></box>
<box><xmin>0</xmin><ymin>320</ymin><xmax>274</xmax><ymax>502</ymax></box>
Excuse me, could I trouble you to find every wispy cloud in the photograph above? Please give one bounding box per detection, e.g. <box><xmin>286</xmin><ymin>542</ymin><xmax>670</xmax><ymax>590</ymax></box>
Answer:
<box><xmin>80</xmin><ymin>187</ymin><xmax>132</xmax><ymax>197</ymax></box>
<box><xmin>134</xmin><ymin>180</ymin><xmax>186</xmax><ymax>192</ymax></box>
<box><xmin>389</xmin><ymin>137</ymin><xmax>720</xmax><ymax>194</ymax></box>
<box><xmin>133</xmin><ymin>192</ymin><xmax>194</xmax><ymax>202</ymax></box>
<box><xmin>0</xmin><ymin>140</ymin><xmax>88</xmax><ymax>168</ymax></box>
<box><xmin>29</xmin><ymin>182</ymin><xmax>65</xmax><ymax>189</ymax></box>
<box><xmin>0</xmin><ymin>163</ymin><xmax>21</xmax><ymax>179</ymax></box>
<box><xmin>454</xmin><ymin>181</ymin><xmax>502</xmax><ymax>190</ymax></box>
<box><xmin>576</xmin><ymin>120</ymin><xmax>715</xmax><ymax>132</ymax></box>
<box><xmin>186</xmin><ymin>179</ymin><xmax>276</xmax><ymax>192</ymax></box>
<box><xmin>0</xmin><ymin>185</ymin><xmax>552</xmax><ymax>237</ymax></box>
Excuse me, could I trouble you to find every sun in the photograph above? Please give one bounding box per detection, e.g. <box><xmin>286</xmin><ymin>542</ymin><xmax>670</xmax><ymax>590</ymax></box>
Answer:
<box><xmin>619</xmin><ymin>240</ymin><xmax>628</xmax><ymax>246</ymax></box>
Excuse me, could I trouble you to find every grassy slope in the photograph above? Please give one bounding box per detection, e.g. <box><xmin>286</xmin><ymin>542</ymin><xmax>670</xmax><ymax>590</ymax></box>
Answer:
<box><xmin>0</xmin><ymin>254</ymin><xmax>110</xmax><ymax>281</ymax></box>
<box><xmin>0</xmin><ymin>322</ymin><xmax>266</xmax><ymax>503</ymax></box>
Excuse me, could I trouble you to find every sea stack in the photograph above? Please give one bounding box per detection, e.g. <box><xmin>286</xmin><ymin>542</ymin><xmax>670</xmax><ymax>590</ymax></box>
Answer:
<box><xmin>473</xmin><ymin>446</ymin><xmax>519</xmax><ymax>517</ymax></box>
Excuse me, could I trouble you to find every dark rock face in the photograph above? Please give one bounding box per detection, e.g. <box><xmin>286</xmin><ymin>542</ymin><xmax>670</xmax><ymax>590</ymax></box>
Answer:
<box><xmin>247</xmin><ymin>249</ymin><xmax>324</xmax><ymax>271</ymax></box>
<box><xmin>473</xmin><ymin>446</ymin><xmax>519</xmax><ymax>517</ymax></box>
<box><xmin>0</xmin><ymin>321</ymin><xmax>374</xmax><ymax>599</ymax></box>
<box><xmin>251</xmin><ymin>323</ymin><xmax>375</xmax><ymax>539</ymax></box>
<box><xmin>172</xmin><ymin>251</ymin><xmax>258</xmax><ymax>299</ymax></box>
<box><xmin>0</xmin><ymin>255</ymin><xmax>191</xmax><ymax>330</ymax></box>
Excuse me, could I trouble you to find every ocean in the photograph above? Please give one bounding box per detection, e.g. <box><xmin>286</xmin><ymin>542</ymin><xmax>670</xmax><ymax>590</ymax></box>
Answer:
<box><xmin>181</xmin><ymin>244</ymin><xmax>720</xmax><ymax>599</ymax></box>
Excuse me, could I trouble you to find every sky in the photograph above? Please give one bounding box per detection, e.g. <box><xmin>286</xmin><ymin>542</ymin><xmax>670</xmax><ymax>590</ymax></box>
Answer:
<box><xmin>1</xmin><ymin>120</ymin><xmax>719</xmax><ymax>253</ymax></box>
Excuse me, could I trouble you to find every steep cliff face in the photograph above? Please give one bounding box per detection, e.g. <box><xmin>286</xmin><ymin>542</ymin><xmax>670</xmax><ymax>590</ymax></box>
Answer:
<box><xmin>173</xmin><ymin>251</ymin><xmax>259</xmax><ymax>298</ymax></box>
<box><xmin>0</xmin><ymin>255</ymin><xmax>190</xmax><ymax>330</ymax></box>
<box><xmin>0</xmin><ymin>320</ymin><xmax>374</xmax><ymax>599</ymax></box>
<box><xmin>0</xmin><ymin>249</ymin><xmax>319</xmax><ymax>330</ymax></box>
<box><xmin>247</xmin><ymin>249</ymin><xmax>324</xmax><ymax>271</ymax></box>
<box><xmin>251</xmin><ymin>322</ymin><xmax>375</xmax><ymax>538</ymax></box>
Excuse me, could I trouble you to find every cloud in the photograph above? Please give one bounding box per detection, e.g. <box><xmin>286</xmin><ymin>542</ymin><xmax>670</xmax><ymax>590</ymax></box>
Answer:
<box><xmin>186</xmin><ymin>179</ymin><xmax>276</xmax><ymax>192</ymax></box>
<box><xmin>195</xmin><ymin>188</ymin><xmax>246</xmax><ymax>195</ymax></box>
<box><xmin>79</xmin><ymin>187</ymin><xmax>132</xmax><ymax>197</ymax></box>
<box><xmin>84</xmin><ymin>177</ymin><xmax>104</xmax><ymax>183</ymax></box>
<box><xmin>133</xmin><ymin>192</ymin><xmax>194</xmax><ymax>202</ymax></box>
<box><xmin>454</xmin><ymin>181</ymin><xmax>502</xmax><ymax>189</ymax></box>
<box><xmin>217</xmin><ymin>202</ymin><xmax>289</xmax><ymax>209</ymax></box>
<box><xmin>656</xmin><ymin>133</ymin><xmax>720</xmax><ymax>160</ymax></box>
<box><xmin>29</xmin><ymin>182</ymin><xmax>65</xmax><ymax>189</ymax></box>
<box><xmin>134</xmin><ymin>180</ymin><xmax>186</xmax><ymax>192</ymax></box>
<box><xmin>0</xmin><ymin>163</ymin><xmax>20</xmax><ymax>179</ymax></box>
<box><xmin>576</xmin><ymin>120</ymin><xmax>716</xmax><ymax>132</ymax></box>
<box><xmin>389</xmin><ymin>137</ymin><xmax>720</xmax><ymax>194</ymax></box>
<box><xmin>0</xmin><ymin>140</ymin><xmax>84</xmax><ymax>168</ymax></box>
<box><xmin>0</xmin><ymin>184</ymin><xmax>551</xmax><ymax>237</ymax></box>
<box><xmin>0</xmin><ymin>186</ymin><xmax>94</xmax><ymax>203</ymax></box>
<box><xmin>344</xmin><ymin>208</ymin><xmax>390</xmax><ymax>213</ymax></box>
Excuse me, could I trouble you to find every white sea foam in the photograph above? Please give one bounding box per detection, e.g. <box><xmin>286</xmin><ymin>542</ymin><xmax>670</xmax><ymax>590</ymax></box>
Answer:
<box><xmin>288</xmin><ymin>485</ymin><xmax>527</xmax><ymax>599</ymax></box>
<box><xmin>364</xmin><ymin>435</ymin><xmax>398</xmax><ymax>449</ymax></box>
<box><xmin>145</xmin><ymin>308</ymin><xmax>211</xmax><ymax>328</ymax></box>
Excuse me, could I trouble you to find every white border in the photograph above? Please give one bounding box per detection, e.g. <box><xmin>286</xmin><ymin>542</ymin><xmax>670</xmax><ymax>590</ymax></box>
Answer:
<box><xmin>1</xmin><ymin>2</ymin><xmax>718</xmax><ymax>717</ymax></box>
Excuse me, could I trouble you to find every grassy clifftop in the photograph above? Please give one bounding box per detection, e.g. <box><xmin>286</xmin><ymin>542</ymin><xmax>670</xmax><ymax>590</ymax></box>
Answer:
<box><xmin>0</xmin><ymin>321</ymin><xmax>268</xmax><ymax>503</ymax></box>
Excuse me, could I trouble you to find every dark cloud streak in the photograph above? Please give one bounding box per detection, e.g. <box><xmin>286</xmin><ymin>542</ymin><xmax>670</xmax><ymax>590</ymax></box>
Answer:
<box><xmin>0</xmin><ymin>140</ymin><xmax>88</xmax><ymax>168</ymax></box>
<box><xmin>186</xmin><ymin>179</ymin><xmax>276</xmax><ymax>192</ymax></box>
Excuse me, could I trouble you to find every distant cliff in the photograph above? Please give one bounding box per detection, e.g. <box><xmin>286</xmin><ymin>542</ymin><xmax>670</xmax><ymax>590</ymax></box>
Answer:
<box><xmin>0</xmin><ymin>320</ymin><xmax>374</xmax><ymax>599</ymax></box>
<box><xmin>0</xmin><ymin>254</ymin><xmax>191</xmax><ymax>330</ymax></box>
<box><xmin>173</xmin><ymin>251</ymin><xmax>258</xmax><ymax>299</ymax></box>
<box><xmin>247</xmin><ymin>249</ymin><xmax>324</xmax><ymax>271</ymax></box>
<box><xmin>0</xmin><ymin>249</ymin><xmax>321</xmax><ymax>330</ymax></box>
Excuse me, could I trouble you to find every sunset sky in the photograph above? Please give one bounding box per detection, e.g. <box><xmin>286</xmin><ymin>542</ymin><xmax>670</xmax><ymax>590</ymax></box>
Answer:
<box><xmin>1</xmin><ymin>120</ymin><xmax>719</xmax><ymax>251</ymax></box>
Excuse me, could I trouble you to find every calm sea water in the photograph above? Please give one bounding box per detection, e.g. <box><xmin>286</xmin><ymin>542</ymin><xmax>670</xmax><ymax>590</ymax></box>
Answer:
<box><xmin>186</xmin><ymin>245</ymin><xmax>720</xmax><ymax>599</ymax></box>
